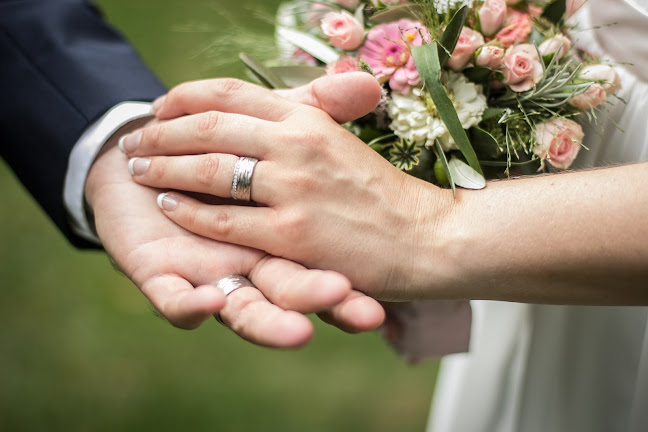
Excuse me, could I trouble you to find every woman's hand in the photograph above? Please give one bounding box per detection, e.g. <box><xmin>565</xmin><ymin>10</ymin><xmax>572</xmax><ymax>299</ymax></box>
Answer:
<box><xmin>120</xmin><ymin>73</ymin><xmax>449</xmax><ymax>300</ymax></box>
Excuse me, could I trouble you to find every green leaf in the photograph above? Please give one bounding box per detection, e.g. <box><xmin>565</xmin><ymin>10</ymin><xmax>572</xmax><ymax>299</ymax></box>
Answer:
<box><xmin>448</xmin><ymin>157</ymin><xmax>486</xmax><ymax>190</ymax></box>
<box><xmin>367</xmin><ymin>133</ymin><xmax>397</xmax><ymax>148</ymax></box>
<box><xmin>239</xmin><ymin>53</ymin><xmax>287</xmax><ymax>89</ymax></box>
<box><xmin>529</xmin><ymin>26</ymin><xmax>545</xmax><ymax>46</ymax></box>
<box><xmin>470</xmin><ymin>127</ymin><xmax>502</xmax><ymax>159</ymax></box>
<box><xmin>541</xmin><ymin>0</ymin><xmax>567</xmax><ymax>25</ymax></box>
<box><xmin>371</xmin><ymin>4</ymin><xmax>423</xmax><ymax>23</ymax></box>
<box><xmin>354</xmin><ymin>4</ymin><xmax>365</xmax><ymax>28</ymax></box>
<box><xmin>269</xmin><ymin>66</ymin><xmax>326</xmax><ymax>88</ymax></box>
<box><xmin>463</xmin><ymin>66</ymin><xmax>492</xmax><ymax>83</ymax></box>
<box><xmin>435</xmin><ymin>140</ymin><xmax>456</xmax><ymax>195</ymax></box>
<box><xmin>481</xmin><ymin>107</ymin><xmax>507</xmax><ymax>121</ymax></box>
<box><xmin>438</xmin><ymin>6</ymin><xmax>468</xmax><ymax>66</ymax></box>
<box><xmin>412</xmin><ymin>42</ymin><xmax>484</xmax><ymax>176</ymax></box>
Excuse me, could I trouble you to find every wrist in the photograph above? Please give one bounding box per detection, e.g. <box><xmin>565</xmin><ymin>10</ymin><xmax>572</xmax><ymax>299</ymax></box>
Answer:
<box><xmin>407</xmin><ymin>183</ymin><xmax>478</xmax><ymax>300</ymax></box>
<box><xmin>85</xmin><ymin>117</ymin><xmax>154</xmax><ymax>211</ymax></box>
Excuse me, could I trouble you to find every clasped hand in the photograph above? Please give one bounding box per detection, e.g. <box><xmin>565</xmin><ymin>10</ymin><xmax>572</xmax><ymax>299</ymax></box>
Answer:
<box><xmin>122</xmin><ymin>73</ymin><xmax>449</xmax><ymax>300</ymax></box>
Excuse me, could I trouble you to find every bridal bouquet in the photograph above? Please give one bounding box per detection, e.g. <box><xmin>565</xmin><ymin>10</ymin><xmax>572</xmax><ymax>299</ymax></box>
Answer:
<box><xmin>243</xmin><ymin>0</ymin><xmax>620</xmax><ymax>191</ymax></box>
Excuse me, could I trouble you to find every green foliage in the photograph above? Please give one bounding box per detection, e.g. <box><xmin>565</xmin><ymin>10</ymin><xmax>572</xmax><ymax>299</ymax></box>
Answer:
<box><xmin>542</xmin><ymin>0</ymin><xmax>567</xmax><ymax>25</ymax></box>
<box><xmin>412</xmin><ymin>42</ymin><xmax>484</xmax><ymax>178</ymax></box>
<box><xmin>240</xmin><ymin>53</ymin><xmax>288</xmax><ymax>88</ymax></box>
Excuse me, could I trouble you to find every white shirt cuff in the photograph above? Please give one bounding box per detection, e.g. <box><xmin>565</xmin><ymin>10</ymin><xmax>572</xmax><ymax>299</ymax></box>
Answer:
<box><xmin>64</xmin><ymin>102</ymin><xmax>154</xmax><ymax>244</ymax></box>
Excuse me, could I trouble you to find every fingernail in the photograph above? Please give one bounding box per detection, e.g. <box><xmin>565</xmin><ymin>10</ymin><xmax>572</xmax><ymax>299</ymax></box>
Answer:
<box><xmin>119</xmin><ymin>130</ymin><xmax>142</xmax><ymax>154</ymax></box>
<box><xmin>157</xmin><ymin>193</ymin><xmax>178</xmax><ymax>211</ymax></box>
<box><xmin>128</xmin><ymin>157</ymin><xmax>151</xmax><ymax>176</ymax></box>
<box><xmin>152</xmin><ymin>95</ymin><xmax>167</xmax><ymax>114</ymax></box>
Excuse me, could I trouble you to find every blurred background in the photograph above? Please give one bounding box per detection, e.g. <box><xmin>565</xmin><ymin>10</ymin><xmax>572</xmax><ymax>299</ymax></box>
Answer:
<box><xmin>0</xmin><ymin>1</ymin><xmax>440</xmax><ymax>430</ymax></box>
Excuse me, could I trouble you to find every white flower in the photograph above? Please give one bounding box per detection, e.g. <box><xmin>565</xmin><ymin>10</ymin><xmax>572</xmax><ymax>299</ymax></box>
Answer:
<box><xmin>388</xmin><ymin>71</ymin><xmax>487</xmax><ymax>151</ymax></box>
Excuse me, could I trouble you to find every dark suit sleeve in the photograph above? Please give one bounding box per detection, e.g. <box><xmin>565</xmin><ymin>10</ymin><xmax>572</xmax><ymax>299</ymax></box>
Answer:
<box><xmin>0</xmin><ymin>0</ymin><xmax>167</xmax><ymax>247</ymax></box>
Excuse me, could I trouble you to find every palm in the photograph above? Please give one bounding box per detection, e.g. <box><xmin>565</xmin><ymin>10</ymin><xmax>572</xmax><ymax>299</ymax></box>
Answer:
<box><xmin>88</xmin><ymin>144</ymin><xmax>384</xmax><ymax>346</ymax></box>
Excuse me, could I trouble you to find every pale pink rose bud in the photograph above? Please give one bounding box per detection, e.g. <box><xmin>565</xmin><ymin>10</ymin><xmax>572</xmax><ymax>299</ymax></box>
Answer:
<box><xmin>326</xmin><ymin>55</ymin><xmax>360</xmax><ymax>75</ymax></box>
<box><xmin>479</xmin><ymin>0</ymin><xmax>507</xmax><ymax>37</ymax></box>
<box><xmin>533</xmin><ymin>118</ymin><xmax>584</xmax><ymax>169</ymax></box>
<box><xmin>494</xmin><ymin>8</ymin><xmax>532</xmax><ymax>48</ymax></box>
<box><xmin>446</xmin><ymin>27</ymin><xmax>485</xmax><ymax>71</ymax></box>
<box><xmin>335</xmin><ymin>0</ymin><xmax>360</xmax><ymax>8</ymax></box>
<box><xmin>579</xmin><ymin>64</ymin><xmax>621</xmax><ymax>94</ymax></box>
<box><xmin>321</xmin><ymin>11</ymin><xmax>365</xmax><ymax>51</ymax></box>
<box><xmin>569</xmin><ymin>83</ymin><xmax>607</xmax><ymax>110</ymax></box>
<box><xmin>476</xmin><ymin>45</ymin><xmax>505</xmax><ymax>69</ymax></box>
<box><xmin>502</xmin><ymin>43</ymin><xmax>544</xmax><ymax>92</ymax></box>
<box><xmin>538</xmin><ymin>34</ymin><xmax>571</xmax><ymax>59</ymax></box>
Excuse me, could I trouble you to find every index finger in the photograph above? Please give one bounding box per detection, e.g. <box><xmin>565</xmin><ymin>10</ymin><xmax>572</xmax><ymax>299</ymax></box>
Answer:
<box><xmin>154</xmin><ymin>78</ymin><xmax>300</xmax><ymax>122</ymax></box>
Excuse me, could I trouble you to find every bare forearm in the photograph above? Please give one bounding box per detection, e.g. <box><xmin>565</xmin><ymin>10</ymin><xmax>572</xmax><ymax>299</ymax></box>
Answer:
<box><xmin>422</xmin><ymin>162</ymin><xmax>648</xmax><ymax>304</ymax></box>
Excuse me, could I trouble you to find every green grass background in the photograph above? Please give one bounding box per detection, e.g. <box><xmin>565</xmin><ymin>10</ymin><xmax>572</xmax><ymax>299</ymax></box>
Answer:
<box><xmin>0</xmin><ymin>1</ymin><xmax>439</xmax><ymax>430</ymax></box>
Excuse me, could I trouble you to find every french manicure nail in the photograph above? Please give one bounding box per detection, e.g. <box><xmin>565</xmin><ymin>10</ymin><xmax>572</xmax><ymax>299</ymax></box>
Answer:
<box><xmin>157</xmin><ymin>193</ymin><xmax>178</xmax><ymax>211</ymax></box>
<box><xmin>152</xmin><ymin>95</ymin><xmax>167</xmax><ymax>114</ymax></box>
<box><xmin>120</xmin><ymin>130</ymin><xmax>142</xmax><ymax>154</ymax></box>
<box><xmin>128</xmin><ymin>157</ymin><xmax>151</xmax><ymax>176</ymax></box>
<box><xmin>118</xmin><ymin>135</ymin><xmax>127</xmax><ymax>153</ymax></box>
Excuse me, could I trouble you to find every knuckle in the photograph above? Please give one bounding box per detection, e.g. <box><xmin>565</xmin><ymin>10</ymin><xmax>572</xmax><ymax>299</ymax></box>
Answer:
<box><xmin>167</xmin><ymin>82</ymin><xmax>191</xmax><ymax>105</ymax></box>
<box><xmin>195</xmin><ymin>154</ymin><xmax>221</xmax><ymax>187</ymax></box>
<box><xmin>209</xmin><ymin>208</ymin><xmax>234</xmax><ymax>238</ymax></box>
<box><xmin>195</xmin><ymin>111</ymin><xmax>221</xmax><ymax>141</ymax></box>
<box><xmin>276</xmin><ymin>208</ymin><xmax>308</xmax><ymax>241</ymax></box>
<box><xmin>282</xmin><ymin>127</ymin><xmax>326</xmax><ymax>154</ymax></box>
<box><xmin>286</xmin><ymin>172</ymin><xmax>317</xmax><ymax>194</ymax></box>
<box><xmin>147</xmin><ymin>157</ymin><xmax>167</xmax><ymax>182</ymax></box>
<box><xmin>141</xmin><ymin>123</ymin><xmax>165</xmax><ymax>152</ymax></box>
<box><xmin>217</xmin><ymin>78</ymin><xmax>246</xmax><ymax>99</ymax></box>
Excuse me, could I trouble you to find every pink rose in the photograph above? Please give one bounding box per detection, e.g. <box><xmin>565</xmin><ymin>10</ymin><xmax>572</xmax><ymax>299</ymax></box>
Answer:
<box><xmin>446</xmin><ymin>27</ymin><xmax>485</xmax><ymax>71</ymax></box>
<box><xmin>494</xmin><ymin>8</ymin><xmax>532</xmax><ymax>48</ymax></box>
<box><xmin>538</xmin><ymin>34</ymin><xmax>571</xmax><ymax>59</ymax></box>
<box><xmin>358</xmin><ymin>19</ymin><xmax>429</xmax><ymax>94</ymax></box>
<box><xmin>580</xmin><ymin>64</ymin><xmax>621</xmax><ymax>94</ymax></box>
<box><xmin>335</xmin><ymin>0</ymin><xmax>360</xmax><ymax>8</ymax></box>
<box><xmin>321</xmin><ymin>11</ymin><xmax>365</xmax><ymax>50</ymax></box>
<box><xmin>479</xmin><ymin>0</ymin><xmax>507</xmax><ymax>37</ymax></box>
<box><xmin>569</xmin><ymin>83</ymin><xmax>607</xmax><ymax>110</ymax></box>
<box><xmin>476</xmin><ymin>45</ymin><xmax>505</xmax><ymax>69</ymax></box>
<box><xmin>502</xmin><ymin>43</ymin><xmax>543</xmax><ymax>92</ymax></box>
<box><xmin>533</xmin><ymin>118</ymin><xmax>584</xmax><ymax>169</ymax></box>
<box><xmin>326</xmin><ymin>55</ymin><xmax>360</xmax><ymax>75</ymax></box>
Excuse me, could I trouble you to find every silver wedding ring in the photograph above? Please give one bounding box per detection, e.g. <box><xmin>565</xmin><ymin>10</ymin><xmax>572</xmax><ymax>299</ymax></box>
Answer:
<box><xmin>231</xmin><ymin>157</ymin><xmax>258</xmax><ymax>201</ymax></box>
<box><xmin>213</xmin><ymin>275</ymin><xmax>253</xmax><ymax>296</ymax></box>
<box><xmin>212</xmin><ymin>275</ymin><xmax>254</xmax><ymax>325</ymax></box>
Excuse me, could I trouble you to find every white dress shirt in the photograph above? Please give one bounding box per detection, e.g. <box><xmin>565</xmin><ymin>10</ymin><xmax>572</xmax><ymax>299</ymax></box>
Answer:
<box><xmin>63</xmin><ymin>102</ymin><xmax>153</xmax><ymax>244</ymax></box>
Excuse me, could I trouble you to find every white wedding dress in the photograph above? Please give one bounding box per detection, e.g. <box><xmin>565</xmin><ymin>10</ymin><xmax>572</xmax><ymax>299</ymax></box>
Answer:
<box><xmin>427</xmin><ymin>1</ymin><xmax>648</xmax><ymax>431</ymax></box>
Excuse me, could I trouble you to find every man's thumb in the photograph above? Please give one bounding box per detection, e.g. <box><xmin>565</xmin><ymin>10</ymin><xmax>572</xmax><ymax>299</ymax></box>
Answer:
<box><xmin>274</xmin><ymin>72</ymin><xmax>382</xmax><ymax>124</ymax></box>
